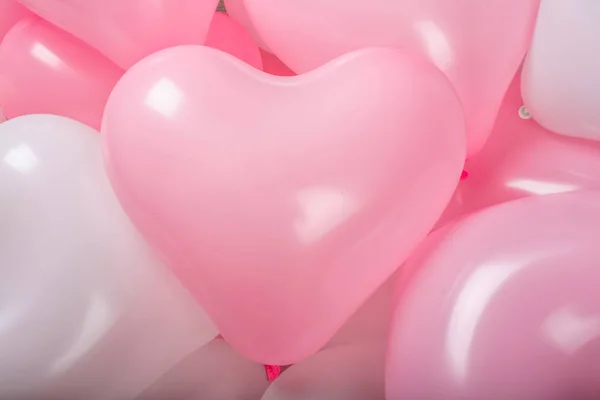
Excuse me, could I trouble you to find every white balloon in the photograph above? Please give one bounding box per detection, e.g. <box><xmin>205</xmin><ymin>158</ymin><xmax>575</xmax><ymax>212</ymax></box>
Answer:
<box><xmin>261</xmin><ymin>343</ymin><xmax>386</xmax><ymax>400</ymax></box>
<box><xmin>522</xmin><ymin>0</ymin><xmax>600</xmax><ymax>141</ymax></box>
<box><xmin>0</xmin><ymin>115</ymin><xmax>218</xmax><ymax>399</ymax></box>
<box><xmin>138</xmin><ymin>338</ymin><xmax>269</xmax><ymax>400</ymax></box>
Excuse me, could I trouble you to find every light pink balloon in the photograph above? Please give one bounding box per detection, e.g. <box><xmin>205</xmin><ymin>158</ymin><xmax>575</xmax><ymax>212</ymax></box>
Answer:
<box><xmin>261</xmin><ymin>344</ymin><xmax>386</xmax><ymax>400</ymax></box>
<box><xmin>205</xmin><ymin>12</ymin><xmax>262</xmax><ymax>69</ymax></box>
<box><xmin>101</xmin><ymin>45</ymin><xmax>466</xmax><ymax>364</ymax></box>
<box><xmin>440</xmin><ymin>72</ymin><xmax>600</xmax><ymax>226</ymax></box>
<box><xmin>17</xmin><ymin>0</ymin><xmax>220</xmax><ymax>69</ymax></box>
<box><xmin>260</xmin><ymin>49</ymin><xmax>295</xmax><ymax>76</ymax></box>
<box><xmin>522</xmin><ymin>0</ymin><xmax>600</xmax><ymax>141</ymax></box>
<box><xmin>0</xmin><ymin>18</ymin><xmax>122</xmax><ymax>129</ymax></box>
<box><xmin>387</xmin><ymin>191</ymin><xmax>600</xmax><ymax>399</ymax></box>
<box><xmin>223</xmin><ymin>0</ymin><xmax>271</xmax><ymax>51</ymax></box>
<box><xmin>0</xmin><ymin>0</ymin><xmax>31</xmax><ymax>40</ymax></box>
<box><xmin>138</xmin><ymin>339</ymin><xmax>269</xmax><ymax>400</ymax></box>
<box><xmin>244</xmin><ymin>0</ymin><xmax>540</xmax><ymax>157</ymax></box>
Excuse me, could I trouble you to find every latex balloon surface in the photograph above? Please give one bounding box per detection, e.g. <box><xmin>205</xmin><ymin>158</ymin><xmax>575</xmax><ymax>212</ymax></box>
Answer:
<box><xmin>261</xmin><ymin>344</ymin><xmax>386</xmax><ymax>400</ymax></box>
<box><xmin>441</xmin><ymin>72</ymin><xmax>600</xmax><ymax>226</ymax></box>
<box><xmin>102</xmin><ymin>45</ymin><xmax>466</xmax><ymax>364</ymax></box>
<box><xmin>17</xmin><ymin>0</ymin><xmax>220</xmax><ymax>68</ymax></box>
<box><xmin>0</xmin><ymin>115</ymin><xmax>217</xmax><ymax>399</ymax></box>
<box><xmin>0</xmin><ymin>18</ymin><xmax>123</xmax><ymax>129</ymax></box>
<box><xmin>205</xmin><ymin>12</ymin><xmax>262</xmax><ymax>69</ymax></box>
<box><xmin>138</xmin><ymin>339</ymin><xmax>269</xmax><ymax>400</ymax></box>
<box><xmin>223</xmin><ymin>0</ymin><xmax>270</xmax><ymax>51</ymax></box>
<box><xmin>522</xmin><ymin>0</ymin><xmax>600</xmax><ymax>141</ymax></box>
<box><xmin>244</xmin><ymin>0</ymin><xmax>540</xmax><ymax>156</ymax></box>
<box><xmin>0</xmin><ymin>0</ymin><xmax>31</xmax><ymax>40</ymax></box>
<box><xmin>260</xmin><ymin>49</ymin><xmax>295</xmax><ymax>76</ymax></box>
<box><xmin>387</xmin><ymin>191</ymin><xmax>600</xmax><ymax>399</ymax></box>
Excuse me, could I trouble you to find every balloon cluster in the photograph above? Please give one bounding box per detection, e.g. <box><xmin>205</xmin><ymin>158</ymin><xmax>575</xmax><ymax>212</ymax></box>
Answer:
<box><xmin>1</xmin><ymin>0</ymin><xmax>599</xmax><ymax>398</ymax></box>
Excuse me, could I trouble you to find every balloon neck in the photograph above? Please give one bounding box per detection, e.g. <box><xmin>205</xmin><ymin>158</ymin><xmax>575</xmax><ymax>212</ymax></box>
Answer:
<box><xmin>518</xmin><ymin>105</ymin><xmax>532</xmax><ymax>120</ymax></box>
<box><xmin>460</xmin><ymin>170</ymin><xmax>469</xmax><ymax>180</ymax></box>
<box><xmin>265</xmin><ymin>364</ymin><xmax>281</xmax><ymax>381</ymax></box>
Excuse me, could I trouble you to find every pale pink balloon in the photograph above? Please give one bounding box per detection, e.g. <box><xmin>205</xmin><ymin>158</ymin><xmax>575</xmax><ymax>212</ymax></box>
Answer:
<box><xmin>522</xmin><ymin>0</ymin><xmax>600</xmax><ymax>141</ymax></box>
<box><xmin>260</xmin><ymin>49</ymin><xmax>295</xmax><ymax>76</ymax></box>
<box><xmin>138</xmin><ymin>339</ymin><xmax>269</xmax><ymax>400</ymax></box>
<box><xmin>0</xmin><ymin>18</ymin><xmax>123</xmax><ymax>129</ymax></box>
<box><xmin>17</xmin><ymin>0</ymin><xmax>220</xmax><ymax>69</ymax></box>
<box><xmin>261</xmin><ymin>344</ymin><xmax>386</xmax><ymax>400</ymax></box>
<box><xmin>205</xmin><ymin>12</ymin><xmax>262</xmax><ymax>69</ymax></box>
<box><xmin>0</xmin><ymin>0</ymin><xmax>31</xmax><ymax>40</ymax></box>
<box><xmin>244</xmin><ymin>0</ymin><xmax>540</xmax><ymax>156</ymax></box>
<box><xmin>440</xmin><ymin>72</ymin><xmax>600</xmax><ymax>226</ymax></box>
<box><xmin>223</xmin><ymin>0</ymin><xmax>271</xmax><ymax>51</ymax></box>
<box><xmin>387</xmin><ymin>191</ymin><xmax>600</xmax><ymax>399</ymax></box>
<box><xmin>101</xmin><ymin>46</ymin><xmax>466</xmax><ymax>364</ymax></box>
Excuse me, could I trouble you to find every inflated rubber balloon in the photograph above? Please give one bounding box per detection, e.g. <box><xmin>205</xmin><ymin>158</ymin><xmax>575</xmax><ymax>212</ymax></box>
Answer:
<box><xmin>387</xmin><ymin>191</ymin><xmax>600</xmax><ymax>399</ymax></box>
<box><xmin>244</xmin><ymin>0</ymin><xmax>540</xmax><ymax>156</ymax></box>
<box><xmin>260</xmin><ymin>49</ymin><xmax>295</xmax><ymax>76</ymax></box>
<box><xmin>522</xmin><ymin>0</ymin><xmax>600</xmax><ymax>141</ymax></box>
<box><xmin>139</xmin><ymin>339</ymin><xmax>269</xmax><ymax>400</ymax></box>
<box><xmin>223</xmin><ymin>0</ymin><xmax>270</xmax><ymax>51</ymax></box>
<box><xmin>102</xmin><ymin>45</ymin><xmax>466</xmax><ymax>364</ymax></box>
<box><xmin>0</xmin><ymin>0</ymin><xmax>31</xmax><ymax>40</ymax></box>
<box><xmin>440</xmin><ymin>72</ymin><xmax>600</xmax><ymax>226</ymax></box>
<box><xmin>0</xmin><ymin>115</ymin><xmax>217</xmax><ymax>399</ymax></box>
<box><xmin>261</xmin><ymin>344</ymin><xmax>386</xmax><ymax>400</ymax></box>
<box><xmin>17</xmin><ymin>0</ymin><xmax>220</xmax><ymax>68</ymax></box>
<box><xmin>205</xmin><ymin>12</ymin><xmax>262</xmax><ymax>69</ymax></box>
<box><xmin>0</xmin><ymin>18</ymin><xmax>122</xmax><ymax>129</ymax></box>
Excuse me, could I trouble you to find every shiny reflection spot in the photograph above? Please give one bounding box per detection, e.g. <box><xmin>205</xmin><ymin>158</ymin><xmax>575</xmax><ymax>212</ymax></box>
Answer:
<box><xmin>445</xmin><ymin>262</ymin><xmax>522</xmax><ymax>383</ymax></box>
<box><xmin>414</xmin><ymin>20</ymin><xmax>454</xmax><ymax>70</ymax></box>
<box><xmin>49</xmin><ymin>292</ymin><xmax>116</xmax><ymax>375</ymax></box>
<box><xmin>542</xmin><ymin>305</ymin><xmax>600</xmax><ymax>355</ymax></box>
<box><xmin>506</xmin><ymin>179</ymin><xmax>578</xmax><ymax>196</ymax></box>
<box><xmin>3</xmin><ymin>144</ymin><xmax>38</xmax><ymax>173</ymax></box>
<box><xmin>145</xmin><ymin>78</ymin><xmax>184</xmax><ymax>118</ymax></box>
<box><xmin>31</xmin><ymin>43</ymin><xmax>62</xmax><ymax>68</ymax></box>
<box><xmin>294</xmin><ymin>187</ymin><xmax>359</xmax><ymax>245</ymax></box>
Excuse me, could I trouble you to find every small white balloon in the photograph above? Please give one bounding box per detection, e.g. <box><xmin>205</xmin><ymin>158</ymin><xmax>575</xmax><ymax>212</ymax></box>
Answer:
<box><xmin>0</xmin><ymin>115</ymin><xmax>218</xmax><ymax>399</ymax></box>
<box><xmin>522</xmin><ymin>0</ymin><xmax>600</xmax><ymax>140</ymax></box>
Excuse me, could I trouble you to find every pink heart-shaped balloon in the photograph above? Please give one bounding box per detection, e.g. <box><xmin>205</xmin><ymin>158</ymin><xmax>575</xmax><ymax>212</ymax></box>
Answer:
<box><xmin>17</xmin><ymin>0</ymin><xmax>220</xmax><ymax>68</ymax></box>
<box><xmin>244</xmin><ymin>0</ymin><xmax>540</xmax><ymax>156</ymax></box>
<box><xmin>102</xmin><ymin>46</ymin><xmax>466</xmax><ymax>364</ymax></box>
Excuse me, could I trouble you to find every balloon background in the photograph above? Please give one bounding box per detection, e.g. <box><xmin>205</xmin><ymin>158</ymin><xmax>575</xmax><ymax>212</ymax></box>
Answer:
<box><xmin>1</xmin><ymin>0</ymin><xmax>599</xmax><ymax>398</ymax></box>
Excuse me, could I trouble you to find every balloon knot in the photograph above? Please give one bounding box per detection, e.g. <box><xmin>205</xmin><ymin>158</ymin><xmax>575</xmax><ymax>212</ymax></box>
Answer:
<box><xmin>460</xmin><ymin>170</ymin><xmax>469</xmax><ymax>180</ymax></box>
<box><xmin>265</xmin><ymin>365</ymin><xmax>281</xmax><ymax>382</ymax></box>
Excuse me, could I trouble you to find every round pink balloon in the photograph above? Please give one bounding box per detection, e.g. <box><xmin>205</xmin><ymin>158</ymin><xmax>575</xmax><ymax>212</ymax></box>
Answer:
<box><xmin>244</xmin><ymin>0</ymin><xmax>540</xmax><ymax>156</ymax></box>
<box><xmin>17</xmin><ymin>0</ymin><xmax>220</xmax><ymax>68</ymax></box>
<box><xmin>440</xmin><ymin>72</ymin><xmax>600</xmax><ymax>226</ymax></box>
<box><xmin>0</xmin><ymin>0</ymin><xmax>31</xmax><ymax>40</ymax></box>
<box><xmin>0</xmin><ymin>17</ymin><xmax>123</xmax><ymax>129</ymax></box>
<box><xmin>260</xmin><ymin>49</ymin><xmax>295</xmax><ymax>76</ymax></box>
<box><xmin>387</xmin><ymin>191</ymin><xmax>600</xmax><ymax>399</ymax></box>
<box><xmin>102</xmin><ymin>45</ymin><xmax>466</xmax><ymax>365</ymax></box>
<box><xmin>223</xmin><ymin>0</ymin><xmax>271</xmax><ymax>51</ymax></box>
<box><xmin>205</xmin><ymin>12</ymin><xmax>262</xmax><ymax>69</ymax></box>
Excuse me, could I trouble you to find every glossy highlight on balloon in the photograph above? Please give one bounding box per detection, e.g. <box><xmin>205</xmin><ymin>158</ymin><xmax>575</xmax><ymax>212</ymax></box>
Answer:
<box><xmin>102</xmin><ymin>45</ymin><xmax>466</xmax><ymax>365</ymax></box>
<box><xmin>0</xmin><ymin>115</ymin><xmax>217</xmax><ymax>399</ymax></box>
<box><xmin>244</xmin><ymin>0</ymin><xmax>540</xmax><ymax>156</ymax></box>
<box><xmin>17</xmin><ymin>0</ymin><xmax>220</xmax><ymax>68</ymax></box>
<box><xmin>0</xmin><ymin>17</ymin><xmax>123</xmax><ymax>129</ymax></box>
<box><xmin>387</xmin><ymin>191</ymin><xmax>600</xmax><ymax>399</ymax></box>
